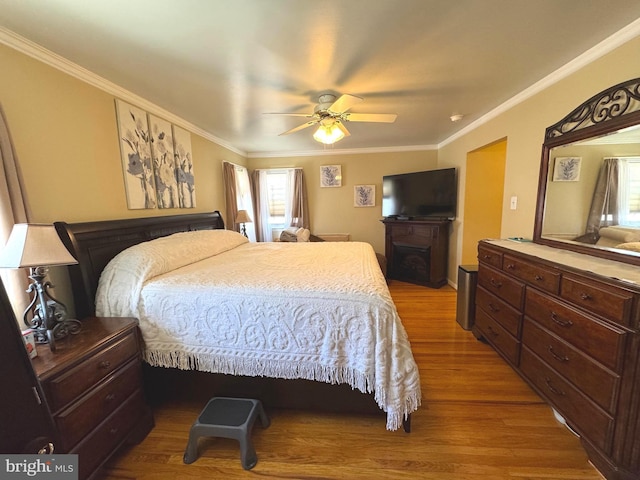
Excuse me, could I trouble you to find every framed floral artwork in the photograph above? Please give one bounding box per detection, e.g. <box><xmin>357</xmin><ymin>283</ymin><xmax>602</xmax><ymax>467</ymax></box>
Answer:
<box><xmin>552</xmin><ymin>157</ymin><xmax>581</xmax><ymax>182</ymax></box>
<box><xmin>115</xmin><ymin>99</ymin><xmax>157</xmax><ymax>209</ymax></box>
<box><xmin>173</xmin><ymin>125</ymin><xmax>196</xmax><ymax>208</ymax></box>
<box><xmin>354</xmin><ymin>184</ymin><xmax>375</xmax><ymax>207</ymax></box>
<box><xmin>148</xmin><ymin>114</ymin><xmax>179</xmax><ymax>208</ymax></box>
<box><xmin>320</xmin><ymin>165</ymin><xmax>342</xmax><ymax>187</ymax></box>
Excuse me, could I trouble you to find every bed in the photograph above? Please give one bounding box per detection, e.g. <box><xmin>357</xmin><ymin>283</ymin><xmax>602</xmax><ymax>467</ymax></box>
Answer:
<box><xmin>54</xmin><ymin>211</ymin><xmax>420</xmax><ymax>431</ymax></box>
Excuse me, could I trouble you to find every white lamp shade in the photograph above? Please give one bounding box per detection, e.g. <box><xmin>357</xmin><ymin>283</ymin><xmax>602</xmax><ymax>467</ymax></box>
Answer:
<box><xmin>235</xmin><ymin>209</ymin><xmax>252</xmax><ymax>224</ymax></box>
<box><xmin>0</xmin><ymin>224</ymin><xmax>78</xmax><ymax>268</ymax></box>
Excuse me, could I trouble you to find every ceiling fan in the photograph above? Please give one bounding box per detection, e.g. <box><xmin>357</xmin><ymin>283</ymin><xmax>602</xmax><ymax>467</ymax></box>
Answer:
<box><xmin>266</xmin><ymin>93</ymin><xmax>397</xmax><ymax>144</ymax></box>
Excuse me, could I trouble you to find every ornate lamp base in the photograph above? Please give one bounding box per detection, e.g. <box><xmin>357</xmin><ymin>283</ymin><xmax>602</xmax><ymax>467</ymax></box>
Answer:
<box><xmin>23</xmin><ymin>266</ymin><xmax>81</xmax><ymax>352</ymax></box>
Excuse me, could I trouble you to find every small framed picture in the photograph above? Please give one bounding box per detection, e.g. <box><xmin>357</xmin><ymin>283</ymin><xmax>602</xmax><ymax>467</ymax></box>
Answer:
<box><xmin>552</xmin><ymin>157</ymin><xmax>581</xmax><ymax>182</ymax></box>
<box><xmin>320</xmin><ymin>165</ymin><xmax>342</xmax><ymax>187</ymax></box>
<box><xmin>354</xmin><ymin>184</ymin><xmax>375</xmax><ymax>207</ymax></box>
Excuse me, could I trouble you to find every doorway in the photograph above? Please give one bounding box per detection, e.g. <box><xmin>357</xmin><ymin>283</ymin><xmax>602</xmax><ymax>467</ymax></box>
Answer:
<box><xmin>461</xmin><ymin>139</ymin><xmax>507</xmax><ymax>264</ymax></box>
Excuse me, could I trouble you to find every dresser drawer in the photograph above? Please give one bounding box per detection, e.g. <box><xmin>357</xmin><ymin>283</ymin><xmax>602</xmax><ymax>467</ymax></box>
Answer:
<box><xmin>46</xmin><ymin>332</ymin><xmax>138</xmax><ymax>411</ymax></box>
<box><xmin>478</xmin><ymin>244</ymin><xmax>503</xmax><ymax>269</ymax></box>
<box><xmin>475</xmin><ymin>308</ymin><xmax>520</xmax><ymax>366</ymax></box>
<box><xmin>561</xmin><ymin>274</ymin><xmax>635</xmax><ymax>327</ymax></box>
<box><xmin>520</xmin><ymin>347</ymin><xmax>614</xmax><ymax>453</ymax></box>
<box><xmin>522</xmin><ymin>318</ymin><xmax>620</xmax><ymax>414</ymax></box>
<box><xmin>524</xmin><ymin>288</ymin><xmax>627</xmax><ymax>373</ymax></box>
<box><xmin>478</xmin><ymin>264</ymin><xmax>525</xmax><ymax>309</ymax></box>
<box><xmin>56</xmin><ymin>359</ymin><xmax>143</xmax><ymax>450</ymax></box>
<box><xmin>72</xmin><ymin>389</ymin><xmax>146</xmax><ymax>480</ymax></box>
<box><xmin>503</xmin><ymin>254</ymin><xmax>560</xmax><ymax>294</ymax></box>
<box><xmin>476</xmin><ymin>286</ymin><xmax>522</xmax><ymax>337</ymax></box>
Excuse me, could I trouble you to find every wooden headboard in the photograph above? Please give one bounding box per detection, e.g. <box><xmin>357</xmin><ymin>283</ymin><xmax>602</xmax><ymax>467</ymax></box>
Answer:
<box><xmin>54</xmin><ymin>211</ymin><xmax>225</xmax><ymax>319</ymax></box>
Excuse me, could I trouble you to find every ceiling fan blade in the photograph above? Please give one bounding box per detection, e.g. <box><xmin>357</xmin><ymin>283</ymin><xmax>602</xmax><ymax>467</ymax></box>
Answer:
<box><xmin>264</xmin><ymin>112</ymin><xmax>315</xmax><ymax>118</ymax></box>
<box><xmin>344</xmin><ymin>112</ymin><xmax>397</xmax><ymax>123</ymax></box>
<box><xmin>279</xmin><ymin>120</ymin><xmax>318</xmax><ymax>136</ymax></box>
<box><xmin>336</xmin><ymin>121</ymin><xmax>351</xmax><ymax>137</ymax></box>
<box><xmin>328</xmin><ymin>94</ymin><xmax>363</xmax><ymax>114</ymax></box>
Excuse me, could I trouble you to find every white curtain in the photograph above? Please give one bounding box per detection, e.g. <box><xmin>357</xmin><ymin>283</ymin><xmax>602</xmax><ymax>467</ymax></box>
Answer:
<box><xmin>234</xmin><ymin>165</ymin><xmax>256</xmax><ymax>242</ymax></box>
<box><xmin>255</xmin><ymin>168</ymin><xmax>297</xmax><ymax>242</ymax></box>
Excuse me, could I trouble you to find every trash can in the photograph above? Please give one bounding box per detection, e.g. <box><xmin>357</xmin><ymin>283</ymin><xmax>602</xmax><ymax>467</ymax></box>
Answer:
<box><xmin>456</xmin><ymin>265</ymin><xmax>478</xmax><ymax>330</ymax></box>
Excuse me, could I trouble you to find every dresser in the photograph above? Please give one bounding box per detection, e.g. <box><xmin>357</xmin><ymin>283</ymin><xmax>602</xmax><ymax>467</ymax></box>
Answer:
<box><xmin>381</xmin><ymin>218</ymin><xmax>450</xmax><ymax>288</ymax></box>
<box><xmin>32</xmin><ymin>317</ymin><xmax>154</xmax><ymax>480</ymax></box>
<box><xmin>474</xmin><ymin>239</ymin><xmax>640</xmax><ymax>480</ymax></box>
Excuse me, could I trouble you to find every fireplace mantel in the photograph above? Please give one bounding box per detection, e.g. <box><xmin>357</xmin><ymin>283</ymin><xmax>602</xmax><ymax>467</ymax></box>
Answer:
<box><xmin>381</xmin><ymin>218</ymin><xmax>450</xmax><ymax>288</ymax></box>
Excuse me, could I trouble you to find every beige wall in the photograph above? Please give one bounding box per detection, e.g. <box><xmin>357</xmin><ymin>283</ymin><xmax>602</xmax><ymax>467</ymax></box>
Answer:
<box><xmin>248</xmin><ymin>150</ymin><xmax>438</xmax><ymax>254</ymax></box>
<box><xmin>0</xmin><ymin>44</ymin><xmax>245</xmax><ymax>225</ymax></box>
<box><xmin>438</xmin><ymin>34</ymin><xmax>640</xmax><ymax>284</ymax></box>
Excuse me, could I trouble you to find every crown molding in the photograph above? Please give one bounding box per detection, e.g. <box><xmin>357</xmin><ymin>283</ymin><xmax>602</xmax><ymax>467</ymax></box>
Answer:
<box><xmin>0</xmin><ymin>27</ymin><xmax>247</xmax><ymax>157</ymax></box>
<box><xmin>246</xmin><ymin>143</ymin><xmax>437</xmax><ymax>158</ymax></box>
<box><xmin>3</xmin><ymin>17</ymin><xmax>639</xmax><ymax>159</ymax></box>
<box><xmin>439</xmin><ymin>17</ymin><xmax>640</xmax><ymax>149</ymax></box>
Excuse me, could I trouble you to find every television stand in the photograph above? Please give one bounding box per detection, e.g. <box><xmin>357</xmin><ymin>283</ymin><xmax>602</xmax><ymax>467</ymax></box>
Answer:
<box><xmin>381</xmin><ymin>218</ymin><xmax>450</xmax><ymax>288</ymax></box>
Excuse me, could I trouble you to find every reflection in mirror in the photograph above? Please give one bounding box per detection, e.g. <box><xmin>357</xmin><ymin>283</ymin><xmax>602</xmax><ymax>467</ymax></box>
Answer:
<box><xmin>542</xmin><ymin>126</ymin><xmax>640</xmax><ymax>253</ymax></box>
<box><xmin>534</xmin><ymin>77</ymin><xmax>640</xmax><ymax>265</ymax></box>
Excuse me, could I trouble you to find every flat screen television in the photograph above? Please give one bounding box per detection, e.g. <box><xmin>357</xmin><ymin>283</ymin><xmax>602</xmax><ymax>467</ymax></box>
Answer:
<box><xmin>382</xmin><ymin>168</ymin><xmax>457</xmax><ymax>219</ymax></box>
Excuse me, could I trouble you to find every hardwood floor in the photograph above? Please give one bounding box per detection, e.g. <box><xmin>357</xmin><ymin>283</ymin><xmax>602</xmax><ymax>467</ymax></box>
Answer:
<box><xmin>103</xmin><ymin>281</ymin><xmax>603</xmax><ymax>479</ymax></box>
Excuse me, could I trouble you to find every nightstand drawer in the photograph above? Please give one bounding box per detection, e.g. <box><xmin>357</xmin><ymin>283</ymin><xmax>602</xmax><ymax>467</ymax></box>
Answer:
<box><xmin>47</xmin><ymin>332</ymin><xmax>138</xmax><ymax>411</ymax></box>
<box><xmin>475</xmin><ymin>308</ymin><xmax>520</xmax><ymax>366</ymax></box>
<box><xmin>72</xmin><ymin>389</ymin><xmax>146</xmax><ymax>480</ymax></box>
<box><xmin>56</xmin><ymin>359</ymin><xmax>143</xmax><ymax>450</ymax></box>
<box><xmin>522</xmin><ymin>318</ymin><xmax>620</xmax><ymax>413</ymax></box>
<box><xmin>478</xmin><ymin>264</ymin><xmax>525</xmax><ymax>309</ymax></box>
<box><xmin>520</xmin><ymin>347</ymin><xmax>614</xmax><ymax>453</ymax></box>
<box><xmin>476</xmin><ymin>286</ymin><xmax>521</xmax><ymax>337</ymax></box>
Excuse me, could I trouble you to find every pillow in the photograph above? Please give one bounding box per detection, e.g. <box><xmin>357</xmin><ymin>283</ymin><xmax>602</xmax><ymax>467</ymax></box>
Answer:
<box><xmin>615</xmin><ymin>242</ymin><xmax>640</xmax><ymax>253</ymax></box>
<box><xmin>296</xmin><ymin>228</ymin><xmax>311</xmax><ymax>242</ymax></box>
<box><xmin>598</xmin><ymin>226</ymin><xmax>640</xmax><ymax>243</ymax></box>
<box><xmin>96</xmin><ymin>229</ymin><xmax>248</xmax><ymax>317</ymax></box>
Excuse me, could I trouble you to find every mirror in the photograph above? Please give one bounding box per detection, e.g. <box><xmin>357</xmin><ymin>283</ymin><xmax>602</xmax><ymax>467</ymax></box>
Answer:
<box><xmin>534</xmin><ymin>77</ymin><xmax>640</xmax><ymax>266</ymax></box>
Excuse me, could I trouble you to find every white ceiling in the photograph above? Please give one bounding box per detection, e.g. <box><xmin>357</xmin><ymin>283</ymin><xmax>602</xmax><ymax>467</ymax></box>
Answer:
<box><xmin>2</xmin><ymin>0</ymin><xmax>640</xmax><ymax>156</ymax></box>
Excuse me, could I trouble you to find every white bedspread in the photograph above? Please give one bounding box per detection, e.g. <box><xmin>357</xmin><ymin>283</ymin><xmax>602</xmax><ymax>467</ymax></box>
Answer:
<box><xmin>96</xmin><ymin>230</ymin><xmax>421</xmax><ymax>430</ymax></box>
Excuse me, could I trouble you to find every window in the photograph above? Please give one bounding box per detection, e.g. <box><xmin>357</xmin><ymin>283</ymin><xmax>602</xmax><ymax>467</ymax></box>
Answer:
<box><xmin>256</xmin><ymin>169</ymin><xmax>296</xmax><ymax>241</ymax></box>
<box><xmin>619</xmin><ymin>157</ymin><xmax>640</xmax><ymax>226</ymax></box>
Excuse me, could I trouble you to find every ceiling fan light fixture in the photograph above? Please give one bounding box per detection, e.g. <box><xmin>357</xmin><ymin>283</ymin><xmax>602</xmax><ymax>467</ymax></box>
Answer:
<box><xmin>313</xmin><ymin>122</ymin><xmax>345</xmax><ymax>144</ymax></box>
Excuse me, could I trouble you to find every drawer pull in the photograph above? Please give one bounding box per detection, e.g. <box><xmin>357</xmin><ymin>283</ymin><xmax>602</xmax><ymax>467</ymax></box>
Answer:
<box><xmin>534</xmin><ymin>275</ymin><xmax>543</xmax><ymax>281</ymax></box>
<box><xmin>109</xmin><ymin>427</ymin><xmax>119</xmax><ymax>435</ymax></box>
<box><xmin>580</xmin><ymin>292</ymin><xmax>592</xmax><ymax>301</ymax></box>
<box><xmin>545</xmin><ymin>378</ymin><xmax>566</xmax><ymax>396</ymax></box>
<box><xmin>105</xmin><ymin>393</ymin><xmax>117</xmax><ymax>402</ymax></box>
<box><xmin>489</xmin><ymin>278</ymin><xmax>502</xmax><ymax>288</ymax></box>
<box><xmin>505</xmin><ymin>263</ymin><xmax>515</xmax><ymax>270</ymax></box>
<box><xmin>482</xmin><ymin>254</ymin><xmax>492</xmax><ymax>260</ymax></box>
<box><xmin>488</xmin><ymin>303</ymin><xmax>500</xmax><ymax>313</ymax></box>
<box><xmin>550</xmin><ymin>312</ymin><xmax>573</xmax><ymax>328</ymax></box>
<box><xmin>98</xmin><ymin>360</ymin><xmax>111</xmax><ymax>369</ymax></box>
<box><xmin>547</xmin><ymin>346</ymin><xmax>569</xmax><ymax>363</ymax></box>
<box><xmin>486</xmin><ymin>326</ymin><xmax>499</xmax><ymax>338</ymax></box>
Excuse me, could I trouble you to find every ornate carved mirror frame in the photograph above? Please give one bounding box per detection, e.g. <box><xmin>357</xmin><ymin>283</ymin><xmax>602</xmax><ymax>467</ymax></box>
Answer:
<box><xmin>533</xmin><ymin>77</ymin><xmax>640</xmax><ymax>266</ymax></box>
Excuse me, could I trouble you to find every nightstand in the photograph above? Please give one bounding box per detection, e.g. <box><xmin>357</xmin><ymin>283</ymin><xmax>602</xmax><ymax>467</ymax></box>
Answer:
<box><xmin>32</xmin><ymin>317</ymin><xmax>154</xmax><ymax>480</ymax></box>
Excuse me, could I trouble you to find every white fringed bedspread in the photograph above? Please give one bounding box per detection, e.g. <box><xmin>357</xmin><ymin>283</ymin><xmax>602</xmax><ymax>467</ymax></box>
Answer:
<box><xmin>96</xmin><ymin>230</ymin><xmax>421</xmax><ymax>430</ymax></box>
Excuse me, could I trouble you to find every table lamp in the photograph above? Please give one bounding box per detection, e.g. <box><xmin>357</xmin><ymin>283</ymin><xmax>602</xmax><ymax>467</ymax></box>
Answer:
<box><xmin>235</xmin><ymin>210</ymin><xmax>252</xmax><ymax>238</ymax></box>
<box><xmin>0</xmin><ymin>224</ymin><xmax>81</xmax><ymax>351</ymax></box>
